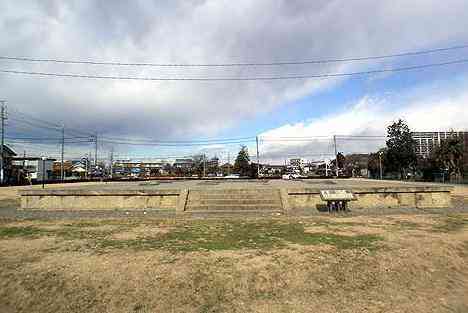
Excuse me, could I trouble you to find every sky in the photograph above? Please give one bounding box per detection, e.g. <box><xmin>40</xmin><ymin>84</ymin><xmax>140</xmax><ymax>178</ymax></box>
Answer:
<box><xmin>1</xmin><ymin>0</ymin><xmax>468</xmax><ymax>163</ymax></box>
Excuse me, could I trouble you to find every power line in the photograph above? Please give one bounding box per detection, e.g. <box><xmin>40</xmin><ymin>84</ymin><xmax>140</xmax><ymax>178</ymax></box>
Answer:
<box><xmin>100</xmin><ymin>135</ymin><xmax>255</xmax><ymax>144</ymax></box>
<box><xmin>10</xmin><ymin>109</ymin><xmax>95</xmax><ymax>137</ymax></box>
<box><xmin>1</xmin><ymin>44</ymin><xmax>467</xmax><ymax>67</ymax></box>
<box><xmin>6</xmin><ymin>137</ymin><xmax>91</xmax><ymax>142</ymax></box>
<box><xmin>2</xmin><ymin>58</ymin><xmax>467</xmax><ymax>81</ymax></box>
<box><xmin>8</xmin><ymin>116</ymin><xmax>62</xmax><ymax>132</ymax></box>
<box><xmin>8</xmin><ymin>115</ymin><xmax>94</xmax><ymax>139</ymax></box>
<box><xmin>100</xmin><ymin>138</ymin><xmax>256</xmax><ymax>147</ymax></box>
<box><xmin>9</xmin><ymin>108</ymin><xmax>62</xmax><ymax>128</ymax></box>
<box><xmin>260</xmin><ymin>135</ymin><xmax>332</xmax><ymax>139</ymax></box>
<box><xmin>261</xmin><ymin>139</ymin><xmax>331</xmax><ymax>142</ymax></box>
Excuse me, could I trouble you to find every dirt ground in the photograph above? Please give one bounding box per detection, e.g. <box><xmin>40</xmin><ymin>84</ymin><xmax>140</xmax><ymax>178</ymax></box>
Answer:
<box><xmin>0</xmin><ymin>213</ymin><xmax>467</xmax><ymax>313</ymax></box>
<box><xmin>1</xmin><ymin>182</ymin><xmax>468</xmax><ymax>313</ymax></box>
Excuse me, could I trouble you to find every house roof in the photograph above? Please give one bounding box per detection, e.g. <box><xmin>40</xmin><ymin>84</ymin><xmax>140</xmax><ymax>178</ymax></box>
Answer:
<box><xmin>12</xmin><ymin>157</ymin><xmax>56</xmax><ymax>161</ymax></box>
<box><xmin>1</xmin><ymin>145</ymin><xmax>16</xmax><ymax>157</ymax></box>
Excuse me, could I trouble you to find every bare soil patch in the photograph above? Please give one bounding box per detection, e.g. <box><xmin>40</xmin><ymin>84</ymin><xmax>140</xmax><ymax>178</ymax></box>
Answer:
<box><xmin>0</xmin><ymin>214</ymin><xmax>467</xmax><ymax>313</ymax></box>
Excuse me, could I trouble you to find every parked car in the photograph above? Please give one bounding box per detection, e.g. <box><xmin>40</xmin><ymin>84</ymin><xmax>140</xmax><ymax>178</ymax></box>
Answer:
<box><xmin>282</xmin><ymin>173</ymin><xmax>301</xmax><ymax>180</ymax></box>
<box><xmin>225</xmin><ymin>174</ymin><xmax>240</xmax><ymax>179</ymax></box>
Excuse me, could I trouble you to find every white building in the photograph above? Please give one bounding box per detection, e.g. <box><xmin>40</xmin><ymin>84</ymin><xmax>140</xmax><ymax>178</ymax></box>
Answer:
<box><xmin>11</xmin><ymin>157</ymin><xmax>56</xmax><ymax>181</ymax></box>
<box><xmin>411</xmin><ymin>131</ymin><xmax>468</xmax><ymax>157</ymax></box>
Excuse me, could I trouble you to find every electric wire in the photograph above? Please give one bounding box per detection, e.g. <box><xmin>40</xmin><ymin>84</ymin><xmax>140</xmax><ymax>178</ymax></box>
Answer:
<box><xmin>1</xmin><ymin>44</ymin><xmax>467</xmax><ymax>67</ymax></box>
<box><xmin>1</xmin><ymin>58</ymin><xmax>468</xmax><ymax>81</ymax></box>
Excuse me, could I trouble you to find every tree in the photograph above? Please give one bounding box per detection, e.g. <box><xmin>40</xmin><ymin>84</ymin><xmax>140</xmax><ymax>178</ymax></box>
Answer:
<box><xmin>416</xmin><ymin>154</ymin><xmax>439</xmax><ymax>181</ymax></box>
<box><xmin>385</xmin><ymin>119</ymin><xmax>417</xmax><ymax>179</ymax></box>
<box><xmin>337</xmin><ymin>152</ymin><xmax>346</xmax><ymax>169</ymax></box>
<box><xmin>432</xmin><ymin>132</ymin><xmax>464</xmax><ymax>181</ymax></box>
<box><xmin>330</xmin><ymin>152</ymin><xmax>346</xmax><ymax>176</ymax></box>
<box><xmin>234</xmin><ymin>146</ymin><xmax>251</xmax><ymax>176</ymax></box>
<box><xmin>220</xmin><ymin>163</ymin><xmax>233</xmax><ymax>176</ymax></box>
<box><xmin>192</xmin><ymin>154</ymin><xmax>206</xmax><ymax>177</ymax></box>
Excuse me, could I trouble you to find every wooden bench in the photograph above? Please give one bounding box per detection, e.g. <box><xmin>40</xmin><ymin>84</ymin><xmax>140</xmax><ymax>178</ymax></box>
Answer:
<box><xmin>320</xmin><ymin>190</ymin><xmax>356</xmax><ymax>213</ymax></box>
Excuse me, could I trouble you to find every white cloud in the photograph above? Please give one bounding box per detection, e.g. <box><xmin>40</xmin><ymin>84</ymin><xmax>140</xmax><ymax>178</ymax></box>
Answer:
<box><xmin>1</xmin><ymin>0</ymin><xmax>468</xmax><ymax>159</ymax></box>
<box><xmin>259</xmin><ymin>79</ymin><xmax>468</xmax><ymax>162</ymax></box>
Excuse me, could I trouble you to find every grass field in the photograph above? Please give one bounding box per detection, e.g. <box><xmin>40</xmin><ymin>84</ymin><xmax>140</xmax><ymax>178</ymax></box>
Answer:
<box><xmin>1</xmin><ymin>214</ymin><xmax>468</xmax><ymax>313</ymax></box>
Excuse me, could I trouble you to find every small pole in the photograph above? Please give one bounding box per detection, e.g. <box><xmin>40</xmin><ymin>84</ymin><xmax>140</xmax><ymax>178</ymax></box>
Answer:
<box><xmin>61</xmin><ymin>124</ymin><xmax>65</xmax><ymax>182</ymax></box>
<box><xmin>256</xmin><ymin>136</ymin><xmax>260</xmax><ymax>178</ymax></box>
<box><xmin>110</xmin><ymin>148</ymin><xmax>114</xmax><ymax>179</ymax></box>
<box><xmin>42</xmin><ymin>157</ymin><xmax>46</xmax><ymax>189</ymax></box>
<box><xmin>85</xmin><ymin>154</ymin><xmax>89</xmax><ymax>179</ymax></box>
<box><xmin>94</xmin><ymin>132</ymin><xmax>98</xmax><ymax>170</ymax></box>
<box><xmin>0</xmin><ymin>101</ymin><xmax>6</xmax><ymax>185</ymax></box>
<box><xmin>22</xmin><ymin>150</ymin><xmax>26</xmax><ymax>184</ymax></box>
<box><xmin>203</xmin><ymin>154</ymin><xmax>206</xmax><ymax>178</ymax></box>
<box><xmin>378</xmin><ymin>152</ymin><xmax>383</xmax><ymax>180</ymax></box>
<box><xmin>333</xmin><ymin>135</ymin><xmax>338</xmax><ymax>177</ymax></box>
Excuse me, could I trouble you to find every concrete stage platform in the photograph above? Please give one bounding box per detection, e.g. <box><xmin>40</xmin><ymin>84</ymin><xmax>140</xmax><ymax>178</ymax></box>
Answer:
<box><xmin>18</xmin><ymin>179</ymin><xmax>453</xmax><ymax>214</ymax></box>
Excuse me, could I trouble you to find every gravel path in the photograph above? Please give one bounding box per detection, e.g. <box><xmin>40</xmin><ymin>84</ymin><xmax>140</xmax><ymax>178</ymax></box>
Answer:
<box><xmin>0</xmin><ymin>196</ymin><xmax>467</xmax><ymax>220</ymax></box>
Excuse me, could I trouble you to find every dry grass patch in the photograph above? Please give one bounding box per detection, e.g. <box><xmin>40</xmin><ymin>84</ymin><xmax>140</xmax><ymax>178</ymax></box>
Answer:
<box><xmin>111</xmin><ymin>225</ymin><xmax>172</xmax><ymax>240</ymax></box>
<box><xmin>1</xmin><ymin>214</ymin><xmax>468</xmax><ymax>313</ymax></box>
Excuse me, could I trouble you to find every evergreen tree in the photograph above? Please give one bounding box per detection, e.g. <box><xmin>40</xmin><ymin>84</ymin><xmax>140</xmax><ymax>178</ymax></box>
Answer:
<box><xmin>432</xmin><ymin>132</ymin><xmax>464</xmax><ymax>181</ymax></box>
<box><xmin>234</xmin><ymin>146</ymin><xmax>251</xmax><ymax>176</ymax></box>
<box><xmin>385</xmin><ymin>119</ymin><xmax>417</xmax><ymax>178</ymax></box>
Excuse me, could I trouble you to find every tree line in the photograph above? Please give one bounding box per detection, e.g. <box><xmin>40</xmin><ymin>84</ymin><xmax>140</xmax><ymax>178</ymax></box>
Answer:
<box><xmin>366</xmin><ymin>119</ymin><xmax>466</xmax><ymax>182</ymax></box>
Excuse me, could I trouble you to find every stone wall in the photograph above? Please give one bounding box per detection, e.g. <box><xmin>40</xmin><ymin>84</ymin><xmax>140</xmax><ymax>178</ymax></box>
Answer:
<box><xmin>20</xmin><ymin>189</ymin><xmax>180</xmax><ymax>210</ymax></box>
<box><xmin>19</xmin><ymin>185</ymin><xmax>453</xmax><ymax>212</ymax></box>
<box><xmin>285</xmin><ymin>186</ymin><xmax>452</xmax><ymax>210</ymax></box>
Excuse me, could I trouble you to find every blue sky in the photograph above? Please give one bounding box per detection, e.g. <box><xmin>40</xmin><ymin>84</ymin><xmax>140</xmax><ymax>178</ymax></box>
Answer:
<box><xmin>224</xmin><ymin>60</ymin><xmax>468</xmax><ymax>137</ymax></box>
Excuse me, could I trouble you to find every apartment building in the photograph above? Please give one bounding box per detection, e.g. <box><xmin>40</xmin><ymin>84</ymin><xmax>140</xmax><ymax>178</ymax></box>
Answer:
<box><xmin>411</xmin><ymin>131</ymin><xmax>468</xmax><ymax>157</ymax></box>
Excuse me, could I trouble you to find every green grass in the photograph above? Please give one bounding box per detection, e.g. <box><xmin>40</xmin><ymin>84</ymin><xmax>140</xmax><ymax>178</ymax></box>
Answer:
<box><xmin>0</xmin><ymin>219</ymin><xmax>383</xmax><ymax>252</ymax></box>
<box><xmin>0</xmin><ymin>226</ymin><xmax>48</xmax><ymax>238</ymax></box>
<box><xmin>432</xmin><ymin>215</ymin><xmax>468</xmax><ymax>233</ymax></box>
<box><xmin>97</xmin><ymin>220</ymin><xmax>383</xmax><ymax>252</ymax></box>
<box><xmin>392</xmin><ymin>220</ymin><xmax>423</xmax><ymax>230</ymax></box>
<box><xmin>0</xmin><ymin>199</ymin><xmax>20</xmax><ymax>209</ymax></box>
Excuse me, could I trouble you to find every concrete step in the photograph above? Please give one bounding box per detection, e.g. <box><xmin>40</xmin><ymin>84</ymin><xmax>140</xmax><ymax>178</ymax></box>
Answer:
<box><xmin>186</xmin><ymin>204</ymin><xmax>282</xmax><ymax>211</ymax></box>
<box><xmin>187</xmin><ymin>199</ymin><xmax>282</xmax><ymax>205</ymax></box>
<box><xmin>189</xmin><ymin>189</ymin><xmax>280</xmax><ymax>195</ymax></box>
<box><xmin>183</xmin><ymin>210</ymin><xmax>284</xmax><ymax>216</ymax></box>
<box><xmin>187</xmin><ymin>195</ymin><xmax>280</xmax><ymax>201</ymax></box>
<box><xmin>185</xmin><ymin>188</ymin><xmax>283</xmax><ymax>212</ymax></box>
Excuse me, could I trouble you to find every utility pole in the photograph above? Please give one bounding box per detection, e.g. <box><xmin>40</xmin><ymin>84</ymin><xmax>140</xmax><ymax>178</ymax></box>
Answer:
<box><xmin>0</xmin><ymin>101</ymin><xmax>6</xmax><ymax>185</ymax></box>
<box><xmin>227</xmin><ymin>151</ymin><xmax>230</xmax><ymax>175</ymax></box>
<box><xmin>86</xmin><ymin>153</ymin><xmax>90</xmax><ymax>179</ymax></box>
<box><xmin>333</xmin><ymin>135</ymin><xmax>338</xmax><ymax>177</ymax></box>
<box><xmin>256</xmin><ymin>136</ymin><xmax>260</xmax><ymax>178</ymax></box>
<box><xmin>203</xmin><ymin>154</ymin><xmax>206</xmax><ymax>178</ymax></box>
<box><xmin>61</xmin><ymin>124</ymin><xmax>65</xmax><ymax>183</ymax></box>
<box><xmin>94</xmin><ymin>133</ymin><xmax>98</xmax><ymax>170</ymax></box>
<box><xmin>41</xmin><ymin>157</ymin><xmax>46</xmax><ymax>189</ymax></box>
<box><xmin>109</xmin><ymin>148</ymin><xmax>114</xmax><ymax>179</ymax></box>
<box><xmin>22</xmin><ymin>150</ymin><xmax>26</xmax><ymax>183</ymax></box>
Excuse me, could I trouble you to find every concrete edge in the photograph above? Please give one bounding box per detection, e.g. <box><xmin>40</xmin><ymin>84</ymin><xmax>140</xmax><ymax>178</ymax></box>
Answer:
<box><xmin>279</xmin><ymin>188</ymin><xmax>290</xmax><ymax>214</ymax></box>
<box><xmin>18</xmin><ymin>189</ymin><xmax>182</xmax><ymax>196</ymax></box>
<box><xmin>286</xmin><ymin>186</ymin><xmax>454</xmax><ymax>195</ymax></box>
<box><xmin>176</xmin><ymin>189</ymin><xmax>189</xmax><ymax>214</ymax></box>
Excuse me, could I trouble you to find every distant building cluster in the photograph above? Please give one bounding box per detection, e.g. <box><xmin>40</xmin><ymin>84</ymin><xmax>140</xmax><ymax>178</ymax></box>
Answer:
<box><xmin>1</xmin><ymin>129</ymin><xmax>467</xmax><ymax>185</ymax></box>
<box><xmin>411</xmin><ymin>131</ymin><xmax>468</xmax><ymax>157</ymax></box>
